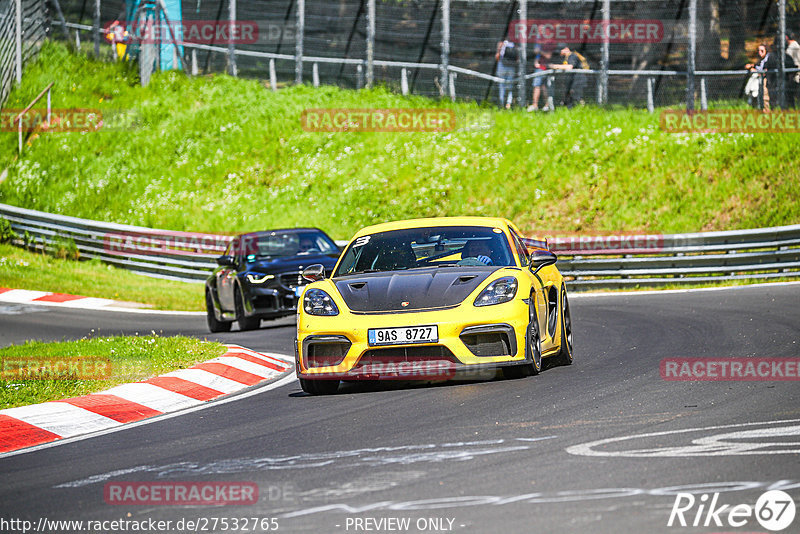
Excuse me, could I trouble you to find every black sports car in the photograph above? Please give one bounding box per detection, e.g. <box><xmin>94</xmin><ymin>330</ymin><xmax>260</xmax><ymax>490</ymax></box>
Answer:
<box><xmin>205</xmin><ymin>228</ymin><xmax>340</xmax><ymax>332</ymax></box>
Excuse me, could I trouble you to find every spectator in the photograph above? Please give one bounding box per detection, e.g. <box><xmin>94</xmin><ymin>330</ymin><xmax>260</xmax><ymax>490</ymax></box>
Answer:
<box><xmin>549</xmin><ymin>43</ymin><xmax>589</xmax><ymax>109</ymax></box>
<box><xmin>527</xmin><ymin>45</ymin><xmax>551</xmax><ymax>112</ymax></box>
<box><xmin>786</xmin><ymin>32</ymin><xmax>800</xmax><ymax>109</ymax></box>
<box><xmin>495</xmin><ymin>39</ymin><xmax>519</xmax><ymax>109</ymax></box>
<box><xmin>746</xmin><ymin>43</ymin><xmax>777</xmax><ymax>112</ymax></box>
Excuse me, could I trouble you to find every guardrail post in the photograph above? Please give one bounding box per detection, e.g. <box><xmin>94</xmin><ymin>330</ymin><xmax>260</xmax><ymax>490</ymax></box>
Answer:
<box><xmin>269</xmin><ymin>59</ymin><xmax>277</xmax><ymax>91</ymax></box>
<box><xmin>401</xmin><ymin>67</ymin><xmax>409</xmax><ymax>95</ymax></box>
<box><xmin>312</xmin><ymin>62</ymin><xmax>319</xmax><ymax>87</ymax></box>
<box><xmin>75</xmin><ymin>29</ymin><xmax>81</xmax><ymax>51</ymax></box>
<box><xmin>449</xmin><ymin>71</ymin><xmax>456</xmax><ymax>101</ymax></box>
<box><xmin>191</xmin><ymin>49</ymin><xmax>198</xmax><ymax>75</ymax></box>
<box><xmin>646</xmin><ymin>78</ymin><xmax>654</xmax><ymax>113</ymax></box>
<box><xmin>295</xmin><ymin>0</ymin><xmax>304</xmax><ymax>84</ymax></box>
<box><xmin>366</xmin><ymin>0</ymin><xmax>375</xmax><ymax>88</ymax></box>
<box><xmin>440</xmin><ymin>0</ymin><xmax>450</xmax><ymax>98</ymax></box>
<box><xmin>228</xmin><ymin>0</ymin><xmax>237</xmax><ymax>76</ymax></box>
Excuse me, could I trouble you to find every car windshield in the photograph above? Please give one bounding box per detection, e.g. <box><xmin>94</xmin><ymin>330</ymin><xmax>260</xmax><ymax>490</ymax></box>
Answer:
<box><xmin>237</xmin><ymin>231</ymin><xmax>338</xmax><ymax>261</ymax></box>
<box><xmin>334</xmin><ymin>226</ymin><xmax>515</xmax><ymax>276</ymax></box>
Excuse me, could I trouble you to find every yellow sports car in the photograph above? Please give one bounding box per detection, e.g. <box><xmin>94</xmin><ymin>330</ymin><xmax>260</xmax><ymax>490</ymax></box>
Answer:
<box><xmin>295</xmin><ymin>217</ymin><xmax>573</xmax><ymax>395</ymax></box>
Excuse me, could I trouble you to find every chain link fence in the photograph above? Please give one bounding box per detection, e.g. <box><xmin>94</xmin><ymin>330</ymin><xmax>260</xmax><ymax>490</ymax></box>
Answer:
<box><xmin>9</xmin><ymin>0</ymin><xmax>800</xmax><ymax>111</ymax></box>
<box><xmin>0</xmin><ymin>0</ymin><xmax>47</xmax><ymax>107</ymax></box>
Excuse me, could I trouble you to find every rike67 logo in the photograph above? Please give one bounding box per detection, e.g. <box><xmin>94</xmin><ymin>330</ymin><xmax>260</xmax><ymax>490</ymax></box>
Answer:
<box><xmin>668</xmin><ymin>490</ymin><xmax>796</xmax><ymax>531</ymax></box>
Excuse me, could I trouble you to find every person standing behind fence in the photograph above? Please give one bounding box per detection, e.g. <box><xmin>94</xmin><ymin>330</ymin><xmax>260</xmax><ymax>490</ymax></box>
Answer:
<box><xmin>527</xmin><ymin>44</ymin><xmax>550</xmax><ymax>112</ymax></box>
<box><xmin>549</xmin><ymin>43</ymin><xmax>589</xmax><ymax>109</ymax></box>
<box><xmin>495</xmin><ymin>39</ymin><xmax>519</xmax><ymax>109</ymax></box>
<box><xmin>785</xmin><ymin>32</ymin><xmax>800</xmax><ymax>109</ymax></box>
<box><xmin>745</xmin><ymin>44</ymin><xmax>777</xmax><ymax>112</ymax></box>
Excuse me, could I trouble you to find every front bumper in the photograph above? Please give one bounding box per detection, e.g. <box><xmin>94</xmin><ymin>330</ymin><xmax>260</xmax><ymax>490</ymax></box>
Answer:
<box><xmin>296</xmin><ymin>298</ymin><xmax>530</xmax><ymax>380</ymax></box>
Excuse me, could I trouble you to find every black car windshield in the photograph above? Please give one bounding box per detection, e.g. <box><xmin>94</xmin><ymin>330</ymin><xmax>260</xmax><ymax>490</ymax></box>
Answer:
<box><xmin>236</xmin><ymin>231</ymin><xmax>338</xmax><ymax>261</ymax></box>
<box><xmin>334</xmin><ymin>226</ymin><xmax>515</xmax><ymax>276</ymax></box>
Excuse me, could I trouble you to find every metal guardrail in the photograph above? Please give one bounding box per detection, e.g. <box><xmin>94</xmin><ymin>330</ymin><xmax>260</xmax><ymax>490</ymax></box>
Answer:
<box><xmin>1</xmin><ymin>203</ymin><xmax>799</xmax><ymax>290</ymax></box>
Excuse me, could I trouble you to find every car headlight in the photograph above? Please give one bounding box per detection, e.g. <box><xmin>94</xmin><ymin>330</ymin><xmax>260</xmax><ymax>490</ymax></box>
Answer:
<box><xmin>246</xmin><ymin>273</ymin><xmax>275</xmax><ymax>284</ymax></box>
<box><xmin>303</xmin><ymin>288</ymin><xmax>339</xmax><ymax>316</ymax></box>
<box><xmin>474</xmin><ymin>276</ymin><xmax>518</xmax><ymax>307</ymax></box>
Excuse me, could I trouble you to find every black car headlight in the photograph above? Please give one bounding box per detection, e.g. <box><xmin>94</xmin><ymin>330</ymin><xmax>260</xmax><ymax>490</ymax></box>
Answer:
<box><xmin>303</xmin><ymin>288</ymin><xmax>339</xmax><ymax>316</ymax></box>
<box><xmin>474</xmin><ymin>276</ymin><xmax>518</xmax><ymax>307</ymax></box>
<box><xmin>246</xmin><ymin>273</ymin><xmax>275</xmax><ymax>284</ymax></box>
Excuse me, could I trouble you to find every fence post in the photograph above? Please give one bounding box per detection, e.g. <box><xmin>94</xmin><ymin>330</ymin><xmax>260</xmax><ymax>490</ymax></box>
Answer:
<box><xmin>546</xmin><ymin>75</ymin><xmax>554</xmax><ymax>110</ymax></box>
<box><xmin>228</xmin><ymin>0</ymin><xmax>237</xmax><ymax>76</ymax></box>
<box><xmin>440</xmin><ymin>0</ymin><xmax>450</xmax><ymax>98</ymax></box>
<box><xmin>93</xmin><ymin>0</ymin><xmax>100</xmax><ymax>57</ymax></box>
<box><xmin>75</xmin><ymin>29</ymin><xmax>81</xmax><ymax>51</ymax></box>
<box><xmin>778</xmin><ymin>0</ymin><xmax>786</xmax><ymax>109</ymax></box>
<box><xmin>357</xmin><ymin>63</ymin><xmax>364</xmax><ymax>89</ymax></box>
<box><xmin>312</xmin><ymin>62</ymin><xmax>319</xmax><ymax>87</ymax></box>
<box><xmin>517</xmin><ymin>0</ymin><xmax>526</xmax><ymax>107</ymax></box>
<box><xmin>700</xmin><ymin>77</ymin><xmax>707</xmax><ymax>110</ymax></box>
<box><xmin>686</xmin><ymin>0</ymin><xmax>696</xmax><ymax>111</ymax></box>
<box><xmin>15</xmin><ymin>0</ymin><xmax>22</xmax><ymax>83</ymax></box>
<box><xmin>191</xmin><ymin>49</ymin><xmax>198</xmax><ymax>75</ymax></box>
<box><xmin>295</xmin><ymin>0</ymin><xmax>304</xmax><ymax>84</ymax></box>
<box><xmin>269</xmin><ymin>59</ymin><xmax>277</xmax><ymax>91</ymax></box>
<box><xmin>366</xmin><ymin>0</ymin><xmax>375</xmax><ymax>88</ymax></box>
<box><xmin>646</xmin><ymin>77</ymin><xmax>654</xmax><ymax>113</ymax></box>
<box><xmin>401</xmin><ymin>67</ymin><xmax>409</xmax><ymax>95</ymax></box>
<box><xmin>600</xmin><ymin>0</ymin><xmax>609</xmax><ymax>104</ymax></box>
<box><xmin>449</xmin><ymin>72</ymin><xmax>456</xmax><ymax>101</ymax></box>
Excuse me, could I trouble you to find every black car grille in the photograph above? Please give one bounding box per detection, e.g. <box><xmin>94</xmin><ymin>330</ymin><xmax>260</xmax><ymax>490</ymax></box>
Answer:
<box><xmin>460</xmin><ymin>332</ymin><xmax>513</xmax><ymax>357</ymax></box>
<box><xmin>357</xmin><ymin>346</ymin><xmax>458</xmax><ymax>364</ymax></box>
<box><xmin>305</xmin><ymin>340</ymin><xmax>351</xmax><ymax>368</ymax></box>
<box><xmin>279</xmin><ymin>272</ymin><xmax>304</xmax><ymax>289</ymax></box>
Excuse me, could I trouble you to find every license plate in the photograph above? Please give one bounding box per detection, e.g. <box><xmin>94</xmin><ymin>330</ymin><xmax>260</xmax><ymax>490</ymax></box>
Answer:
<box><xmin>368</xmin><ymin>325</ymin><xmax>438</xmax><ymax>346</ymax></box>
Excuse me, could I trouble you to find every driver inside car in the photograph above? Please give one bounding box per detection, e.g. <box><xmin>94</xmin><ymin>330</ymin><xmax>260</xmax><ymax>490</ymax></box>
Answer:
<box><xmin>460</xmin><ymin>239</ymin><xmax>496</xmax><ymax>265</ymax></box>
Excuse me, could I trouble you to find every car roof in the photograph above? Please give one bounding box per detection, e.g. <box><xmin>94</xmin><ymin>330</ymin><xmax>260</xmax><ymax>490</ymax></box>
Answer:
<box><xmin>350</xmin><ymin>217</ymin><xmax>518</xmax><ymax>239</ymax></box>
<box><xmin>237</xmin><ymin>228</ymin><xmax>327</xmax><ymax>239</ymax></box>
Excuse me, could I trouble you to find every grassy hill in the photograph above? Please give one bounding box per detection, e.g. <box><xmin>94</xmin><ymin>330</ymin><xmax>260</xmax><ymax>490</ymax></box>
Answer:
<box><xmin>1</xmin><ymin>41</ymin><xmax>798</xmax><ymax>240</ymax></box>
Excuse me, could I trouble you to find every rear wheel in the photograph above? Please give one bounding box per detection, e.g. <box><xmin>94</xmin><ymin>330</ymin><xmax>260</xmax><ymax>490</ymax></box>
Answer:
<box><xmin>234</xmin><ymin>285</ymin><xmax>260</xmax><ymax>331</ymax></box>
<box><xmin>551</xmin><ymin>286</ymin><xmax>573</xmax><ymax>366</ymax></box>
<box><xmin>206</xmin><ymin>290</ymin><xmax>232</xmax><ymax>333</ymax></box>
<box><xmin>502</xmin><ymin>296</ymin><xmax>541</xmax><ymax>379</ymax></box>
<box><xmin>299</xmin><ymin>377</ymin><xmax>340</xmax><ymax>395</ymax></box>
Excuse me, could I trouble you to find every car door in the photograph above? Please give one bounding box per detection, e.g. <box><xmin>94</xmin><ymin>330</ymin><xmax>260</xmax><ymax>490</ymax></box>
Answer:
<box><xmin>217</xmin><ymin>238</ymin><xmax>240</xmax><ymax>311</ymax></box>
<box><xmin>511</xmin><ymin>229</ymin><xmax>550</xmax><ymax>347</ymax></box>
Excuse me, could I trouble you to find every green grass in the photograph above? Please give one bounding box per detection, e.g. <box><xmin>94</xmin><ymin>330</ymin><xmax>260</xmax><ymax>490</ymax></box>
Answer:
<box><xmin>2</xmin><ymin>41</ymin><xmax>799</xmax><ymax>241</ymax></box>
<box><xmin>0</xmin><ymin>242</ymin><xmax>204</xmax><ymax>310</ymax></box>
<box><xmin>0</xmin><ymin>335</ymin><xmax>225</xmax><ymax>409</ymax></box>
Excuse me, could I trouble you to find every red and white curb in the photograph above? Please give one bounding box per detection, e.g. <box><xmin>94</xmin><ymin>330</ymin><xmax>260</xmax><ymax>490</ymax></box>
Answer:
<box><xmin>0</xmin><ymin>288</ymin><xmax>203</xmax><ymax>315</ymax></box>
<box><xmin>0</xmin><ymin>344</ymin><xmax>293</xmax><ymax>454</ymax></box>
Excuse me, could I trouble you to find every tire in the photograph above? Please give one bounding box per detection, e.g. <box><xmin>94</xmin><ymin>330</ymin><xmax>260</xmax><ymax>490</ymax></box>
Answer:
<box><xmin>299</xmin><ymin>377</ymin><xmax>339</xmax><ymax>395</ymax></box>
<box><xmin>206</xmin><ymin>289</ymin><xmax>232</xmax><ymax>333</ymax></box>
<box><xmin>234</xmin><ymin>285</ymin><xmax>260</xmax><ymax>331</ymax></box>
<box><xmin>502</xmin><ymin>296</ymin><xmax>541</xmax><ymax>379</ymax></box>
<box><xmin>551</xmin><ymin>286</ymin><xmax>574</xmax><ymax>366</ymax></box>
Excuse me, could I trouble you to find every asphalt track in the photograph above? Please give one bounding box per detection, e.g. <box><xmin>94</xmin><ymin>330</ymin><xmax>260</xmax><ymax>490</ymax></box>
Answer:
<box><xmin>1</xmin><ymin>283</ymin><xmax>799</xmax><ymax>534</ymax></box>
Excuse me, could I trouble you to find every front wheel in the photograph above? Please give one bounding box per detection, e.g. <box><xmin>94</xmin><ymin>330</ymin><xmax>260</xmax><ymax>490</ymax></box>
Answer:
<box><xmin>234</xmin><ymin>285</ymin><xmax>260</xmax><ymax>331</ymax></box>
<box><xmin>206</xmin><ymin>290</ymin><xmax>232</xmax><ymax>333</ymax></box>
<box><xmin>502</xmin><ymin>296</ymin><xmax>541</xmax><ymax>379</ymax></box>
<box><xmin>299</xmin><ymin>377</ymin><xmax>340</xmax><ymax>395</ymax></box>
<box><xmin>551</xmin><ymin>286</ymin><xmax>573</xmax><ymax>366</ymax></box>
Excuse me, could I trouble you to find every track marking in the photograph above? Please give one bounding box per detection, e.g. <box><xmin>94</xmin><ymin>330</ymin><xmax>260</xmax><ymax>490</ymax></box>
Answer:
<box><xmin>565</xmin><ymin>418</ymin><xmax>800</xmax><ymax>457</ymax></box>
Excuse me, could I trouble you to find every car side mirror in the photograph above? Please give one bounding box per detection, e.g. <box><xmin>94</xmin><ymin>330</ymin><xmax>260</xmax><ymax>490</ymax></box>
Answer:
<box><xmin>529</xmin><ymin>250</ymin><xmax>557</xmax><ymax>275</ymax></box>
<box><xmin>302</xmin><ymin>264</ymin><xmax>326</xmax><ymax>282</ymax></box>
<box><xmin>216</xmin><ymin>255</ymin><xmax>236</xmax><ymax>267</ymax></box>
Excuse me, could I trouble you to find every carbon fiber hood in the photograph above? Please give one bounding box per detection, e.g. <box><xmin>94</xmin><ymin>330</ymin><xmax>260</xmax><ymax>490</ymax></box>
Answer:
<box><xmin>333</xmin><ymin>267</ymin><xmax>501</xmax><ymax>312</ymax></box>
